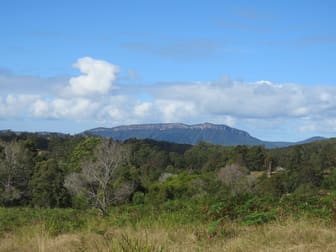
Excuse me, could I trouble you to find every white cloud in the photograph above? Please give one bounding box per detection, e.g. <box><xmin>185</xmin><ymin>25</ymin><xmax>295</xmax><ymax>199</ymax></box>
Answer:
<box><xmin>49</xmin><ymin>98</ymin><xmax>100</xmax><ymax>120</ymax></box>
<box><xmin>155</xmin><ymin>99</ymin><xmax>197</xmax><ymax>122</ymax></box>
<box><xmin>133</xmin><ymin>102</ymin><xmax>153</xmax><ymax>117</ymax></box>
<box><xmin>299</xmin><ymin>118</ymin><xmax>336</xmax><ymax>134</ymax></box>
<box><xmin>3</xmin><ymin>57</ymin><xmax>336</xmax><ymax>139</ymax></box>
<box><xmin>30</xmin><ymin>97</ymin><xmax>100</xmax><ymax>120</ymax></box>
<box><xmin>0</xmin><ymin>94</ymin><xmax>39</xmax><ymax>118</ymax></box>
<box><xmin>63</xmin><ymin>57</ymin><xmax>119</xmax><ymax>97</ymax></box>
<box><xmin>149</xmin><ymin>80</ymin><xmax>331</xmax><ymax>119</ymax></box>
<box><xmin>95</xmin><ymin>95</ymin><xmax>131</xmax><ymax>124</ymax></box>
<box><xmin>221</xmin><ymin>115</ymin><xmax>236</xmax><ymax>127</ymax></box>
<box><xmin>31</xmin><ymin>99</ymin><xmax>49</xmax><ymax>117</ymax></box>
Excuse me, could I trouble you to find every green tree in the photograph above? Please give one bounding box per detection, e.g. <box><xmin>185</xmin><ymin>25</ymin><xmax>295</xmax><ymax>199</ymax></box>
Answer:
<box><xmin>30</xmin><ymin>159</ymin><xmax>70</xmax><ymax>207</ymax></box>
<box><xmin>67</xmin><ymin>137</ymin><xmax>101</xmax><ymax>172</ymax></box>
<box><xmin>232</xmin><ymin>145</ymin><xmax>249</xmax><ymax>166</ymax></box>
<box><xmin>184</xmin><ymin>142</ymin><xmax>212</xmax><ymax>170</ymax></box>
<box><xmin>246</xmin><ymin>146</ymin><xmax>266</xmax><ymax>171</ymax></box>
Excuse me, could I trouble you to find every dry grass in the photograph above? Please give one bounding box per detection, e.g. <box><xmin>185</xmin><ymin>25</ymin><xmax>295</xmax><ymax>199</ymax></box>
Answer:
<box><xmin>0</xmin><ymin>218</ymin><xmax>336</xmax><ymax>252</ymax></box>
<box><xmin>224</xmin><ymin>219</ymin><xmax>336</xmax><ymax>252</ymax></box>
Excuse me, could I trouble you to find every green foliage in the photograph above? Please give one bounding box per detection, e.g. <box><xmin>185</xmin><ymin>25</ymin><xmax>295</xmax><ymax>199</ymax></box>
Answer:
<box><xmin>65</xmin><ymin>139</ymin><xmax>131</xmax><ymax>214</ymax></box>
<box><xmin>42</xmin><ymin>208</ymin><xmax>87</xmax><ymax>235</ymax></box>
<box><xmin>278</xmin><ymin>192</ymin><xmax>334</xmax><ymax>219</ymax></box>
<box><xmin>322</xmin><ymin>169</ymin><xmax>336</xmax><ymax>189</ymax></box>
<box><xmin>245</xmin><ymin>146</ymin><xmax>266</xmax><ymax>171</ymax></box>
<box><xmin>2</xmin><ymin>131</ymin><xmax>336</xmax><ymax>226</ymax></box>
<box><xmin>232</xmin><ymin>145</ymin><xmax>249</xmax><ymax>166</ymax></box>
<box><xmin>256</xmin><ymin>172</ymin><xmax>295</xmax><ymax>197</ymax></box>
<box><xmin>132</xmin><ymin>192</ymin><xmax>145</xmax><ymax>205</ymax></box>
<box><xmin>30</xmin><ymin>159</ymin><xmax>70</xmax><ymax>207</ymax></box>
<box><xmin>71</xmin><ymin>193</ymin><xmax>90</xmax><ymax>209</ymax></box>
<box><xmin>67</xmin><ymin>137</ymin><xmax>101</xmax><ymax>172</ymax></box>
<box><xmin>0</xmin><ymin>207</ymin><xmax>91</xmax><ymax>235</ymax></box>
<box><xmin>206</xmin><ymin>218</ymin><xmax>237</xmax><ymax>238</ymax></box>
<box><xmin>207</xmin><ymin>193</ymin><xmax>277</xmax><ymax>222</ymax></box>
<box><xmin>242</xmin><ymin>210</ymin><xmax>277</xmax><ymax>225</ymax></box>
<box><xmin>47</xmin><ymin>135</ymin><xmax>82</xmax><ymax>167</ymax></box>
<box><xmin>145</xmin><ymin>172</ymin><xmax>212</xmax><ymax>204</ymax></box>
<box><xmin>184</xmin><ymin>142</ymin><xmax>230</xmax><ymax>171</ymax></box>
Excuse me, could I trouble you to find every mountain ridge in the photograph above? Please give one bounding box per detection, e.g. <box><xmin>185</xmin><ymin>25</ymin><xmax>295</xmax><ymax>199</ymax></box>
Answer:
<box><xmin>85</xmin><ymin>122</ymin><xmax>325</xmax><ymax>148</ymax></box>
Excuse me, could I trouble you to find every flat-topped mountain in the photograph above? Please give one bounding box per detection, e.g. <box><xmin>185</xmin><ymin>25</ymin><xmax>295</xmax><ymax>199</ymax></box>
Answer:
<box><xmin>85</xmin><ymin>123</ymin><xmax>324</xmax><ymax>148</ymax></box>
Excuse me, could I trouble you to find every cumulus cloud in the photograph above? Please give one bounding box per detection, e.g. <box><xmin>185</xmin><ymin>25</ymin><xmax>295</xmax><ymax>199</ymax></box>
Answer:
<box><xmin>3</xmin><ymin>57</ymin><xmax>336</xmax><ymax>138</ymax></box>
<box><xmin>63</xmin><ymin>57</ymin><xmax>119</xmax><ymax>97</ymax></box>
<box><xmin>155</xmin><ymin>99</ymin><xmax>197</xmax><ymax>122</ymax></box>
<box><xmin>49</xmin><ymin>98</ymin><xmax>100</xmax><ymax>119</ymax></box>
<box><xmin>148</xmin><ymin>80</ymin><xmax>328</xmax><ymax>119</ymax></box>
<box><xmin>31</xmin><ymin>99</ymin><xmax>49</xmax><ymax>117</ymax></box>
<box><xmin>133</xmin><ymin>102</ymin><xmax>153</xmax><ymax>118</ymax></box>
<box><xmin>0</xmin><ymin>94</ymin><xmax>39</xmax><ymax>118</ymax></box>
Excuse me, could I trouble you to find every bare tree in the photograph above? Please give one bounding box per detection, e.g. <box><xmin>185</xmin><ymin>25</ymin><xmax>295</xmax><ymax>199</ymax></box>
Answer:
<box><xmin>65</xmin><ymin>139</ymin><xmax>129</xmax><ymax>214</ymax></box>
<box><xmin>0</xmin><ymin>141</ymin><xmax>33</xmax><ymax>204</ymax></box>
<box><xmin>217</xmin><ymin>163</ymin><xmax>255</xmax><ymax>195</ymax></box>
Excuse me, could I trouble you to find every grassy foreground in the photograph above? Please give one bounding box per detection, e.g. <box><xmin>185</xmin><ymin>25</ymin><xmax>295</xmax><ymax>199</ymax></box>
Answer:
<box><xmin>0</xmin><ymin>206</ymin><xmax>336</xmax><ymax>252</ymax></box>
<box><xmin>1</xmin><ymin>218</ymin><xmax>336</xmax><ymax>251</ymax></box>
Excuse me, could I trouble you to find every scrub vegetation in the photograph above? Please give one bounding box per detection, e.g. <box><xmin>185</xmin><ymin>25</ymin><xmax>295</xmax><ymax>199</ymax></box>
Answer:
<box><xmin>1</xmin><ymin>131</ymin><xmax>336</xmax><ymax>251</ymax></box>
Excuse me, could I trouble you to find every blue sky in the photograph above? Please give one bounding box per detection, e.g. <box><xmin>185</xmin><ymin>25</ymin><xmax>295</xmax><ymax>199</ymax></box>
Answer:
<box><xmin>1</xmin><ymin>0</ymin><xmax>336</xmax><ymax>141</ymax></box>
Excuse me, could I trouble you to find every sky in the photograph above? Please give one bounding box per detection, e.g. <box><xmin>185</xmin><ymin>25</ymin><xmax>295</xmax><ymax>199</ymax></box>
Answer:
<box><xmin>1</xmin><ymin>0</ymin><xmax>336</xmax><ymax>141</ymax></box>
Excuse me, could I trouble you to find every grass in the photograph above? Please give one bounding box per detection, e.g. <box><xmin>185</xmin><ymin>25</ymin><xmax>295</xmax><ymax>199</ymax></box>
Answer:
<box><xmin>1</xmin><ymin>198</ymin><xmax>336</xmax><ymax>252</ymax></box>
<box><xmin>0</xmin><ymin>211</ymin><xmax>336</xmax><ymax>251</ymax></box>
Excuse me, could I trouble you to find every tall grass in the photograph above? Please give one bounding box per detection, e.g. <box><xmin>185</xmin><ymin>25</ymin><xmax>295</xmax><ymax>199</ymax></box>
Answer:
<box><xmin>1</xmin><ymin>218</ymin><xmax>336</xmax><ymax>251</ymax></box>
<box><xmin>1</xmin><ymin>204</ymin><xmax>336</xmax><ymax>251</ymax></box>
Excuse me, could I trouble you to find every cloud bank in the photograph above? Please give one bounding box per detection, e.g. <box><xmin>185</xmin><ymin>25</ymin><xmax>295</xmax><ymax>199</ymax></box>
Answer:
<box><xmin>1</xmin><ymin>57</ymin><xmax>336</xmax><ymax>138</ymax></box>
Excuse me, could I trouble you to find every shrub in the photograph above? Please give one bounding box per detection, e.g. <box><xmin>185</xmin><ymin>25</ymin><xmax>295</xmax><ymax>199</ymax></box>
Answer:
<box><xmin>132</xmin><ymin>192</ymin><xmax>145</xmax><ymax>205</ymax></box>
<box><xmin>242</xmin><ymin>210</ymin><xmax>277</xmax><ymax>225</ymax></box>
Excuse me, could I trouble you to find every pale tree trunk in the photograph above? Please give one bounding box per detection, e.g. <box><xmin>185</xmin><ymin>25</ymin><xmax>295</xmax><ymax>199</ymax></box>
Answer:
<box><xmin>0</xmin><ymin>141</ymin><xmax>26</xmax><ymax>202</ymax></box>
<box><xmin>65</xmin><ymin>139</ymin><xmax>129</xmax><ymax>215</ymax></box>
<box><xmin>267</xmin><ymin>160</ymin><xmax>272</xmax><ymax>178</ymax></box>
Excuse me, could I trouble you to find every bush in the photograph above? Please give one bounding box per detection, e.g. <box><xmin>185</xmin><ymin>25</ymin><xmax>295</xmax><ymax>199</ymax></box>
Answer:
<box><xmin>71</xmin><ymin>194</ymin><xmax>90</xmax><ymax>209</ymax></box>
<box><xmin>207</xmin><ymin>218</ymin><xmax>238</xmax><ymax>238</ymax></box>
<box><xmin>242</xmin><ymin>210</ymin><xmax>277</xmax><ymax>225</ymax></box>
<box><xmin>0</xmin><ymin>207</ymin><xmax>91</xmax><ymax>235</ymax></box>
<box><xmin>43</xmin><ymin>209</ymin><xmax>86</xmax><ymax>235</ymax></box>
<box><xmin>145</xmin><ymin>172</ymin><xmax>215</xmax><ymax>204</ymax></box>
<box><xmin>132</xmin><ymin>192</ymin><xmax>145</xmax><ymax>205</ymax></box>
<box><xmin>322</xmin><ymin>169</ymin><xmax>336</xmax><ymax>190</ymax></box>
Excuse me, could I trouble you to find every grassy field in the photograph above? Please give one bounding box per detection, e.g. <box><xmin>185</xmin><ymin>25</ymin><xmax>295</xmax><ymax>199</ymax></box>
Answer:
<box><xmin>1</xmin><ymin>218</ymin><xmax>336</xmax><ymax>251</ymax></box>
<box><xmin>0</xmin><ymin>207</ymin><xmax>336</xmax><ymax>251</ymax></box>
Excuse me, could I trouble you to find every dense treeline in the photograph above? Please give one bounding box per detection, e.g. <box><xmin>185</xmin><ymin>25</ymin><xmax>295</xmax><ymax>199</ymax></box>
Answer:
<box><xmin>1</xmin><ymin>131</ymin><xmax>336</xmax><ymax>222</ymax></box>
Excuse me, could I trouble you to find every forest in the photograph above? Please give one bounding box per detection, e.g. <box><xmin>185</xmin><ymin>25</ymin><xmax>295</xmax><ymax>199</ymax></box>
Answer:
<box><xmin>1</xmin><ymin>131</ymin><xmax>336</xmax><ymax>251</ymax></box>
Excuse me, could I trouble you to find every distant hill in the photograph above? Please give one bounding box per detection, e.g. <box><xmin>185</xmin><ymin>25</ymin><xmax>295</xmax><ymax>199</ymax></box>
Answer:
<box><xmin>84</xmin><ymin>123</ymin><xmax>325</xmax><ymax>148</ymax></box>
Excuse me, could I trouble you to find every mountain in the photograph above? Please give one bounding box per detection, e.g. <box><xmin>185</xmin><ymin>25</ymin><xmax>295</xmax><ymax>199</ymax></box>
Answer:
<box><xmin>296</xmin><ymin>136</ymin><xmax>326</xmax><ymax>145</ymax></box>
<box><xmin>84</xmin><ymin>122</ymin><xmax>325</xmax><ymax>148</ymax></box>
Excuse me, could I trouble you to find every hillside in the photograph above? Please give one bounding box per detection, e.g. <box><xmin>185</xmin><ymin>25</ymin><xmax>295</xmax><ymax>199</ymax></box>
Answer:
<box><xmin>85</xmin><ymin>122</ymin><xmax>324</xmax><ymax>148</ymax></box>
